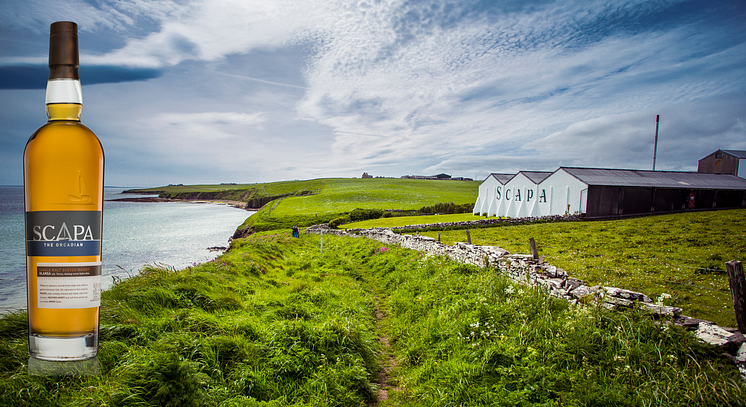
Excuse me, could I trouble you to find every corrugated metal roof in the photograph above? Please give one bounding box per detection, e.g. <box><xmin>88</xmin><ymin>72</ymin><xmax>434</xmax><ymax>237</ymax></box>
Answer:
<box><xmin>560</xmin><ymin>167</ymin><xmax>746</xmax><ymax>190</ymax></box>
<box><xmin>520</xmin><ymin>171</ymin><xmax>553</xmax><ymax>184</ymax></box>
<box><xmin>724</xmin><ymin>150</ymin><xmax>746</xmax><ymax>159</ymax></box>
<box><xmin>490</xmin><ymin>173</ymin><xmax>515</xmax><ymax>184</ymax></box>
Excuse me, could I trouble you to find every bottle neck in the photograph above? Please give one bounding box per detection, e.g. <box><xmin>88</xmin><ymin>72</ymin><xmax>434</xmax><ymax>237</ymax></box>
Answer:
<box><xmin>47</xmin><ymin>104</ymin><xmax>82</xmax><ymax>121</ymax></box>
<box><xmin>46</xmin><ymin>78</ymin><xmax>82</xmax><ymax>121</ymax></box>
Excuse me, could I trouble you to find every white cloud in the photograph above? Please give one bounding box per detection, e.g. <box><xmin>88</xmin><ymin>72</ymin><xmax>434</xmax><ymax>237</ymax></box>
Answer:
<box><xmin>149</xmin><ymin>111</ymin><xmax>266</xmax><ymax>141</ymax></box>
<box><xmin>1</xmin><ymin>0</ymin><xmax>744</xmax><ymax>185</ymax></box>
<box><xmin>83</xmin><ymin>0</ymin><xmax>337</xmax><ymax>67</ymax></box>
<box><xmin>0</xmin><ymin>0</ymin><xmax>131</xmax><ymax>33</ymax></box>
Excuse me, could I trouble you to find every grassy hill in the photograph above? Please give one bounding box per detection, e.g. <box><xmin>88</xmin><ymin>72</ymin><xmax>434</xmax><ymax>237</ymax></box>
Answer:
<box><xmin>182</xmin><ymin>178</ymin><xmax>482</xmax><ymax>235</ymax></box>
<box><xmin>270</xmin><ymin>178</ymin><xmax>479</xmax><ymax>216</ymax></box>
<box><xmin>126</xmin><ymin>178</ymin><xmax>479</xmax><ymax>212</ymax></box>
<box><xmin>129</xmin><ymin>179</ymin><xmax>745</xmax><ymax>326</ymax></box>
<box><xmin>1</xmin><ymin>234</ymin><xmax>743</xmax><ymax>405</ymax></box>
<box><xmin>3</xmin><ymin>180</ymin><xmax>745</xmax><ymax>405</ymax></box>
<box><xmin>128</xmin><ymin>177</ymin><xmax>480</xmax><ymax>235</ymax></box>
<box><xmin>125</xmin><ymin>179</ymin><xmax>327</xmax><ymax>209</ymax></box>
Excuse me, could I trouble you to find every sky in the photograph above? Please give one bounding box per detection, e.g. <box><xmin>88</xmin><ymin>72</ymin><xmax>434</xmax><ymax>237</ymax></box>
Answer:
<box><xmin>0</xmin><ymin>0</ymin><xmax>744</xmax><ymax>187</ymax></box>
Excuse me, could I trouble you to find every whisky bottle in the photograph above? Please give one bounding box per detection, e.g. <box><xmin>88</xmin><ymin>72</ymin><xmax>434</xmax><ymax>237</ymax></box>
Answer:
<box><xmin>24</xmin><ymin>21</ymin><xmax>104</xmax><ymax>360</ymax></box>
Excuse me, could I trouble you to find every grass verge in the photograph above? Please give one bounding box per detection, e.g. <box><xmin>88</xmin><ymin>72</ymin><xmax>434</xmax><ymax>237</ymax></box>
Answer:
<box><xmin>1</xmin><ymin>233</ymin><xmax>744</xmax><ymax>405</ymax></box>
<box><xmin>406</xmin><ymin>209</ymin><xmax>746</xmax><ymax>328</ymax></box>
<box><xmin>0</xmin><ymin>234</ymin><xmax>379</xmax><ymax>406</ymax></box>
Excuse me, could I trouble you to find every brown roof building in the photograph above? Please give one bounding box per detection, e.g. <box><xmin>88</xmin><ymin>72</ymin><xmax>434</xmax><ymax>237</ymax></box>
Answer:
<box><xmin>698</xmin><ymin>149</ymin><xmax>746</xmax><ymax>178</ymax></box>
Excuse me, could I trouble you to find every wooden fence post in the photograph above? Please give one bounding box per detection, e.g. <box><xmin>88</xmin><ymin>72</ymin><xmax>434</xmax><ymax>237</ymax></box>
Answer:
<box><xmin>466</xmin><ymin>229</ymin><xmax>471</xmax><ymax>244</ymax></box>
<box><xmin>726</xmin><ymin>260</ymin><xmax>746</xmax><ymax>334</ymax></box>
<box><xmin>529</xmin><ymin>237</ymin><xmax>539</xmax><ymax>261</ymax></box>
<box><xmin>437</xmin><ymin>232</ymin><xmax>441</xmax><ymax>243</ymax></box>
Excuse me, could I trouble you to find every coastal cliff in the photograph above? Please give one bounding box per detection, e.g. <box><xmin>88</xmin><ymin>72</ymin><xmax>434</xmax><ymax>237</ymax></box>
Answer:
<box><xmin>123</xmin><ymin>186</ymin><xmax>319</xmax><ymax>210</ymax></box>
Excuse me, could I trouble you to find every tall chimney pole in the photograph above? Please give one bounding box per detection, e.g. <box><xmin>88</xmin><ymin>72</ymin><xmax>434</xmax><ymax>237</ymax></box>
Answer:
<box><xmin>652</xmin><ymin>115</ymin><xmax>660</xmax><ymax>171</ymax></box>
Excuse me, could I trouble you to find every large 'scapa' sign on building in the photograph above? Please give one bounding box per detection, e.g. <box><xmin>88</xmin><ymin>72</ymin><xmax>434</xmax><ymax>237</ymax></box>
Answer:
<box><xmin>473</xmin><ymin>167</ymin><xmax>746</xmax><ymax>219</ymax></box>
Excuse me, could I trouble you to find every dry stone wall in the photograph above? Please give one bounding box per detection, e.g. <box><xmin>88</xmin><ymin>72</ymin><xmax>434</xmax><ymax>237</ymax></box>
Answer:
<box><xmin>306</xmin><ymin>224</ymin><xmax>746</xmax><ymax>379</ymax></box>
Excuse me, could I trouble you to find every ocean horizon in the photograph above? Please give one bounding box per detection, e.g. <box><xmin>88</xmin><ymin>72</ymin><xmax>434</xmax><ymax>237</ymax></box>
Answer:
<box><xmin>0</xmin><ymin>186</ymin><xmax>253</xmax><ymax>313</ymax></box>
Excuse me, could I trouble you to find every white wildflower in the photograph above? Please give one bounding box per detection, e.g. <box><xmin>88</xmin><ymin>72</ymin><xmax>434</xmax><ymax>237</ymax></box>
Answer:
<box><xmin>655</xmin><ymin>293</ymin><xmax>672</xmax><ymax>306</ymax></box>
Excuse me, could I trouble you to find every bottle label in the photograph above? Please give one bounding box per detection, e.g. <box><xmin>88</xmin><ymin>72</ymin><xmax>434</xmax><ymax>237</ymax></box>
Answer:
<box><xmin>25</xmin><ymin>211</ymin><xmax>101</xmax><ymax>257</ymax></box>
<box><xmin>36</xmin><ymin>262</ymin><xmax>101</xmax><ymax>308</ymax></box>
<box><xmin>46</xmin><ymin>78</ymin><xmax>82</xmax><ymax>104</ymax></box>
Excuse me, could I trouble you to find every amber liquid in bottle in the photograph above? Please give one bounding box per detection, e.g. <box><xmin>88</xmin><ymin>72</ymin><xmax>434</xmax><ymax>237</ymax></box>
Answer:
<box><xmin>24</xmin><ymin>22</ymin><xmax>104</xmax><ymax>361</ymax></box>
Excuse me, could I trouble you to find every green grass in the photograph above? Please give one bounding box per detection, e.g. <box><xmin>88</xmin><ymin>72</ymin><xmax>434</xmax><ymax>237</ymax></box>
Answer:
<box><xmin>126</xmin><ymin>183</ymin><xmax>262</xmax><ymax>193</ymax></box>
<box><xmin>2</xmin><ymin>233</ymin><xmax>743</xmax><ymax>405</ymax></box>
<box><xmin>126</xmin><ymin>178</ymin><xmax>478</xmax><ymax>213</ymax></box>
<box><xmin>125</xmin><ymin>179</ymin><xmax>324</xmax><ymax>195</ymax></box>
<box><xmin>345</xmin><ymin>213</ymin><xmax>481</xmax><ymax>229</ymax></box>
<box><xmin>271</xmin><ymin>178</ymin><xmax>480</xmax><ymax>217</ymax></box>
<box><xmin>236</xmin><ymin>178</ymin><xmax>480</xmax><ymax>233</ymax></box>
<box><xmin>262</xmin><ymin>179</ymin><xmax>325</xmax><ymax>195</ymax></box>
<box><xmin>411</xmin><ymin>209</ymin><xmax>746</xmax><ymax>328</ymax></box>
<box><xmin>5</xmin><ymin>179</ymin><xmax>744</xmax><ymax>404</ymax></box>
<box><xmin>362</xmin><ymin>241</ymin><xmax>745</xmax><ymax>406</ymax></box>
<box><xmin>126</xmin><ymin>177</ymin><xmax>480</xmax><ymax>234</ymax></box>
<box><xmin>0</xmin><ymin>234</ymin><xmax>381</xmax><ymax>406</ymax></box>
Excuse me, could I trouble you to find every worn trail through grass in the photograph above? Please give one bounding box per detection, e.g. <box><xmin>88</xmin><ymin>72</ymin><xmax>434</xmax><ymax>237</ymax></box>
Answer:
<box><xmin>1</xmin><ymin>232</ymin><xmax>745</xmax><ymax>406</ymax></box>
<box><xmin>371</xmin><ymin>296</ymin><xmax>399</xmax><ymax>405</ymax></box>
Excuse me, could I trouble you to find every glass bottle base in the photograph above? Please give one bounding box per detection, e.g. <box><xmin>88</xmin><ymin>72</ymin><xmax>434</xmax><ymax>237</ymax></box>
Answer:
<box><xmin>29</xmin><ymin>333</ymin><xmax>98</xmax><ymax>361</ymax></box>
<box><xmin>28</xmin><ymin>356</ymin><xmax>100</xmax><ymax>376</ymax></box>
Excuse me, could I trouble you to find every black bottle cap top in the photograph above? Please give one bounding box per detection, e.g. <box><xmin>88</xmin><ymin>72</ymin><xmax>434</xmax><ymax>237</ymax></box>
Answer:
<box><xmin>48</xmin><ymin>21</ymin><xmax>79</xmax><ymax>79</ymax></box>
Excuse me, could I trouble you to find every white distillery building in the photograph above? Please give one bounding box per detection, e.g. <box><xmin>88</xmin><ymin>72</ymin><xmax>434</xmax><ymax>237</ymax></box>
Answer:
<box><xmin>472</xmin><ymin>173</ymin><xmax>513</xmax><ymax>216</ymax></box>
<box><xmin>495</xmin><ymin>171</ymin><xmax>552</xmax><ymax>218</ymax></box>
<box><xmin>473</xmin><ymin>167</ymin><xmax>746</xmax><ymax>219</ymax></box>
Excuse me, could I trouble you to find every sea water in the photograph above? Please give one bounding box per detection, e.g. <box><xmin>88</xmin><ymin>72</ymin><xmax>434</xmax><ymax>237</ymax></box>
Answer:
<box><xmin>0</xmin><ymin>186</ymin><xmax>254</xmax><ymax>313</ymax></box>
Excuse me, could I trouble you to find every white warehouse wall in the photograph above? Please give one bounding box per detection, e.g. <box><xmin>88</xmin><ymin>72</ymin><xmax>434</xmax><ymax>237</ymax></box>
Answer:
<box><xmin>473</xmin><ymin>179</ymin><xmax>487</xmax><ymax>214</ymax></box>
<box><xmin>499</xmin><ymin>173</ymin><xmax>543</xmax><ymax>218</ymax></box>
<box><xmin>474</xmin><ymin>168</ymin><xmax>590</xmax><ymax>218</ymax></box>
<box><xmin>538</xmin><ymin>169</ymin><xmax>588</xmax><ymax>215</ymax></box>
<box><xmin>473</xmin><ymin>174</ymin><xmax>509</xmax><ymax>216</ymax></box>
<box><xmin>473</xmin><ymin>175</ymin><xmax>493</xmax><ymax>215</ymax></box>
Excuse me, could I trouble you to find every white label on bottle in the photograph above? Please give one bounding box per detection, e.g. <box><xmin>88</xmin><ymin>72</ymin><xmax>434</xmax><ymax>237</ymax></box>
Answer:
<box><xmin>37</xmin><ymin>262</ymin><xmax>101</xmax><ymax>309</ymax></box>
<box><xmin>46</xmin><ymin>78</ymin><xmax>82</xmax><ymax>104</ymax></box>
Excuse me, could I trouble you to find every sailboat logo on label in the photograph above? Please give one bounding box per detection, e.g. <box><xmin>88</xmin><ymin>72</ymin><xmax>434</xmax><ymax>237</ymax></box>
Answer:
<box><xmin>69</xmin><ymin>171</ymin><xmax>91</xmax><ymax>203</ymax></box>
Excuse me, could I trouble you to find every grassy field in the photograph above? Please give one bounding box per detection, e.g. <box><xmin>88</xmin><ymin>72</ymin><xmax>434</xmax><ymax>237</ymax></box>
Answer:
<box><xmin>126</xmin><ymin>178</ymin><xmax>479</xmax><ymax>211</ymax></box>
<box><xmin>344</xmin><ymin>213</ymin><xmax>481</xmax><ymax>228</ymax></box>
<box><xmin>126</xmin><ymin>183</ymin><xmax>262</xmax><ymax>193</ymax></box>
<box><xmin>360</xmin><ymin>234</ymin><xmax>745</xmax><ymax>406</ymax></box>
<box><xmin>126</xmin><ymin>179</ymin><xmax>326</xmax><ymax>196</ymax></box>
<box><xmin>127</xmin><ymin>178</ymin><xmax>480</xmax><ymax>234</ymax></box>
<box><xmin>131</xmin><ymin>178</ymin><xmax>743</xmax><ymax>327</ymax></box>
<box><xmin>348</xmin><ymin>209</ymin><xmax>745</xmax><ymax>327</ymax></box>
<box><xmin>126</xmin><ymin>178</ymin><xmax>746</xmax><ymax>326</ymax></box>
<box><xmin>271</xmin><ymin>178</ymin><xmax>480</xmax><ymax>217</ymax></box>
<box><xmin>234</xmin><ymin>178</ymin><xmax>480</xmax><ymax>233</ymax></box>
<box><xmin>1</xmin><ymin>233</ymin><xmax>743</xmax><ymax>406</ymax></box>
